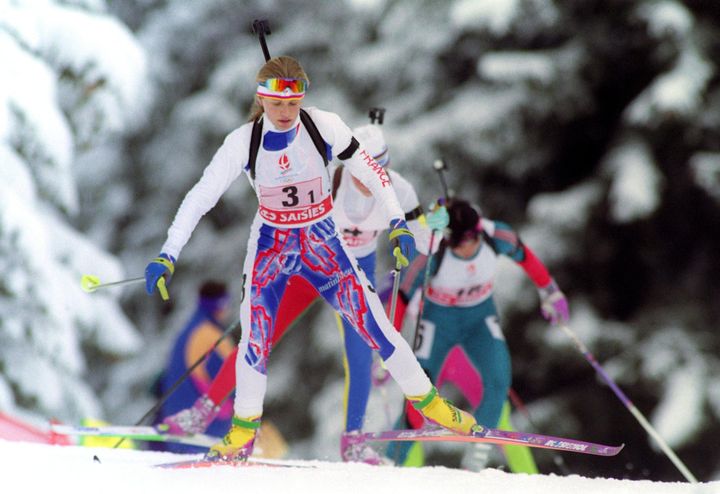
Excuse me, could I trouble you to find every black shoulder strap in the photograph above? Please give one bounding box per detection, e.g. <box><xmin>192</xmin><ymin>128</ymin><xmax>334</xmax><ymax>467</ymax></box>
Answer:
<box><xmin>332</xmin><ymin>165</ymin><xmax>343</xmax><ymax>199</ymax></box>
<box><xmin>248</xmin><ymin>117</ymin><xmax>263</xmax><ymax>180</ymax></box>
<box><xmin>300</xmin><ymin>109</ymin><xmax>328</xmax><ymax>166</ymax></box>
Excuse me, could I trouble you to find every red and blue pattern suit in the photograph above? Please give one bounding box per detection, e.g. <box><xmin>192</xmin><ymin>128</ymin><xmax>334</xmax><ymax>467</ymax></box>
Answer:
<box><xmin>242</xmin><ymin>218</ymin><xmax>396</xmax><ymax>375</ymax></box>
<box><xmin>156</xmin><ymin>107</ymin><xmax>434</xmax><ymax>418</ymax></box>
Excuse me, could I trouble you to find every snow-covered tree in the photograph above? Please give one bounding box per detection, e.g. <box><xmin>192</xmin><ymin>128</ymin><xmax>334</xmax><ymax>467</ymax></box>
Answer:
<box><xmin>0</xmin><ymin>0</ymin><xmax>147</xmax><ymax>424</ymax></box>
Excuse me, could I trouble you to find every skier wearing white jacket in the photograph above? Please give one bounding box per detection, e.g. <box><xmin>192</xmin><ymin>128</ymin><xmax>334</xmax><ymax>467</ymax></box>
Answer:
<box><xmin>160</xmin><ymin>122</ymin><xmax>448</xmax><ymax>465</ymax></box>
<box><xmin>144</xmin><ymin>55</ymin><xmax>477</xmax><ymax>461</ymax></box>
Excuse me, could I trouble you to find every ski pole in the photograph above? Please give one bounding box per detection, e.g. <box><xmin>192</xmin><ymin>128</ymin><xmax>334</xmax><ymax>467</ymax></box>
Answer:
<box><xmin>557</xmin><ymin>323</ymin><xmax>698</xmax><ymax>483</ymax></box>
<box><xmin>411</xmin><ymin>159</ymin><xmax>449</xmax><ymax>350</ymax></box>
<box><xmin>82</xmin><ymin>274</ymin><xmax>170</xmax><ymax>301</ymax></box>
<box><xmin>80</xmin><ymin>274</ymin><xmax>144</xmax><ymax>293</ymax></box>
<box><xmin>411</xmin><ymin>229</ymin><xmax>436</xmax><ymax>351</ymax></box>
<box><xmin>111</xmin><ymin>319</ymin><xmax>242</xmax><ymax>449</ymax></box>
<box><xmin>388</xmin><ymin>256</ymin><xmax>403</xmax><ymax>325</ymax></box>
<box><xmin>252</xmin><ymin>19</ymin><xmax>272</xmax><ymax>62</ymax></box>
<box><xmin>432</xmin><ymin>158</ymin><xmax>450</xmax><ymax>199</ymax></box>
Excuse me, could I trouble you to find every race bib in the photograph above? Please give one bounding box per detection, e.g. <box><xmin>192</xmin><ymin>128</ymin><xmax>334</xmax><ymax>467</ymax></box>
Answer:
<box><xmin>426</xmin><ymin>281</ymin><xmax>493</xmax><ymax>307</ymax></box>
<box><xmin>258</xmin><ymin>178</ymin><xmax>332</xmax><ymax>226</ymax></box>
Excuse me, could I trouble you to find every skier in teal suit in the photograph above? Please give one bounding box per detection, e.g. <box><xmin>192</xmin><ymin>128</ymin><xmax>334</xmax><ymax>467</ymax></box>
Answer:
<box><xmin>387</xmin><ymin>198</ymin><xmax>570</xmax><ymax>468</ymax></box>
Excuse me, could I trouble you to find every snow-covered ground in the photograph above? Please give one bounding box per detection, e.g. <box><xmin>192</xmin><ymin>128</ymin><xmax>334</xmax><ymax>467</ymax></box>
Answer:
<box><xmin>1</xmin><ymin>439</ymin><xmax>715</xmax><ymax>494</ymax></box>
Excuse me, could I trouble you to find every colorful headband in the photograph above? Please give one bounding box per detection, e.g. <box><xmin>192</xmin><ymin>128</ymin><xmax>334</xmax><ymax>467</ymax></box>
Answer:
<box><xmin>257</xmin><ymin>78</ymin><xmax>308</xmax><ymax>100</ymax></box>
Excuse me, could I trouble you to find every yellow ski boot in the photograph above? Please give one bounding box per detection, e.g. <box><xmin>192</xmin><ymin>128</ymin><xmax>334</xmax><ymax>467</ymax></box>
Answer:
<box><xmin>206</xmin><ymin>415</ymin><xmax>261</xmax><ymax>461</ymax></box>
<box><xmin>407</xmin><ymin>386</ymin><xmax>476</xmax><ymax>435</ymax></box>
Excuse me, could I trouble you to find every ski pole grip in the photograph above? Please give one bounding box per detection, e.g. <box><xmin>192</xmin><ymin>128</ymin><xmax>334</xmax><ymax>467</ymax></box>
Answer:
<box><xmin>157</xmin><ymin>277</ymin><xmax>170</xmax><ymax>301</ymax></box>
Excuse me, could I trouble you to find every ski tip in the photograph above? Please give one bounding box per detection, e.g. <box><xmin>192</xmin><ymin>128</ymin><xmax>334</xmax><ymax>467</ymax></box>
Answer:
<box><xmin>597</xmin><ymin>443</ymin><xmax>625</xmax><ymax>456</ymax></box>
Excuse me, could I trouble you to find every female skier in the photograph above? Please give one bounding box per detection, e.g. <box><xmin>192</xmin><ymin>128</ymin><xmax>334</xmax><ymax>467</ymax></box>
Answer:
<box><xmin>386</xmin><ymin>198</ymin><xmax>570</xmax><ymax>466</ymax></box>
<box><xmin>159</xmin><ymin>120</ymin><xmax>448</xmax><ymax>465</ymax></box>
<box><xmin>144</xmin><ymin>55</ymin><xmax>474</xmax><ymax>461</ymax></box>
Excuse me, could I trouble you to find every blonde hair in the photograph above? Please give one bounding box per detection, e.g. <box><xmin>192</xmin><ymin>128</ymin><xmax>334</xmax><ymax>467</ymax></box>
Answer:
<box><xmin>248</xmin><ymin>56</ymin><xmax>310</xmax><ymax>121</ymax></box>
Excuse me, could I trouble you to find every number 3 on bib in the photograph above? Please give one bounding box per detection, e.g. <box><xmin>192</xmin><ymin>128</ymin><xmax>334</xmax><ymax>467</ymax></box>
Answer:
<box><xmin>264</xmin><ymin>179</ymin><xmax>322</xmax><ymax>209</ymax></box>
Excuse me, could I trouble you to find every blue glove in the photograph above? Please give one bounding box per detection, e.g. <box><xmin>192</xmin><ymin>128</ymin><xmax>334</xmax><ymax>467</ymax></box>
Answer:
<box><xmin>388</xmin><ymin>218</ymin><xmax>416</xmax><ymax>267</ymax></box>
<box><xmin>145</xmin><ymin>253</ymin><xmax>175</xmax><ymax>300</ymax></box>
<box><xmin>425</xmin><ymin>204</ymin><xmax>449</xmax><ymax>231</ymax></box>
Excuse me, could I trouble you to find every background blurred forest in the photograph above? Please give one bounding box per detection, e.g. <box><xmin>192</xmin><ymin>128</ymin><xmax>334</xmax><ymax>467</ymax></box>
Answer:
<box><xmin>2</xmin><ymin>0</ymin><xmax>720</xmax><ymax>483</ymax></box>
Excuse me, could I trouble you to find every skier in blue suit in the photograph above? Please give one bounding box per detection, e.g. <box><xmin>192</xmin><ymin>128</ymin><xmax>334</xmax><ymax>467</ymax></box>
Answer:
<box><xmin>153</xmin><ymin>280</ymin><xmax>235</xmax><ymax>453</ymax></box>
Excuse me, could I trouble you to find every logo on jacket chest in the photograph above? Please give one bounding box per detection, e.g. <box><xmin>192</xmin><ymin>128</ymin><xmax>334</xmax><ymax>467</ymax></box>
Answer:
<box><xmin>278</xmin><ymin>153</ymin><xmax>290</xmax><ymax>172</ymax></box>
<box><xmin>466</xmin><ymin>264</ymin><xmax>477</xmax><ymax>277</ymax></box>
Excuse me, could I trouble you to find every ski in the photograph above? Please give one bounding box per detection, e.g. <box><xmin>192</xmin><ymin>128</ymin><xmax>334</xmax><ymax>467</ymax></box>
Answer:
<box><xmin>155</xmin><ymin>456</ymin><xmax>316</xmax><ymax>469</ymax></box>
<box><xmin>50</xmin><ymin>423</ymin><xmax>219</xmax><ymax>448</ymax></box>
<box><xmin>358</xmin><ymin>426</ymin><xmax>624</xmax><ymax>457</ymax></box>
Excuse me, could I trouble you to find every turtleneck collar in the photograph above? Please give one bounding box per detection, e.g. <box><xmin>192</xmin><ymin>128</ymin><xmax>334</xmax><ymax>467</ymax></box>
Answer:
<box><xmin>262</xmin><ymin>114</ymin><xmax>302</xmax><ymax>152</ymax></box>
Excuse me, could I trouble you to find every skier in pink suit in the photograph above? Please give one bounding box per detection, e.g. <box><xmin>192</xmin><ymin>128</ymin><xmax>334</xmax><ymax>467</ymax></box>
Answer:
<box><xmin>144</xmin><ymin>55</ymin><xmax>477</xmax><ymax>461</ymax></box>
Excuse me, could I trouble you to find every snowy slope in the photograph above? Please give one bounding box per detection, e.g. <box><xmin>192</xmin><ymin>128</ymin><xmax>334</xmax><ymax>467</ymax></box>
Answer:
<box><xmin>1</xmin><ymin>439</ymin><xmax>715</xmax><ymax>494</ymax></box>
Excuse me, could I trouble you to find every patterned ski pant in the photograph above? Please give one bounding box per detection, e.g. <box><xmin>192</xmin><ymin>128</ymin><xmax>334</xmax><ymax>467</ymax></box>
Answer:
<box><xmin>233</xmin><ymin>216</ymin><xmax>431</xmax><ymax>418</ymax></box>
